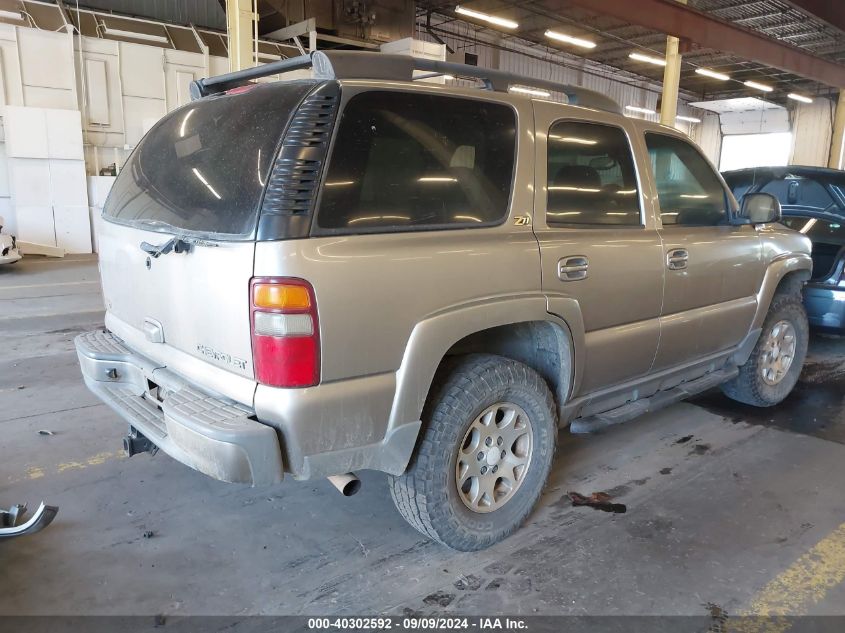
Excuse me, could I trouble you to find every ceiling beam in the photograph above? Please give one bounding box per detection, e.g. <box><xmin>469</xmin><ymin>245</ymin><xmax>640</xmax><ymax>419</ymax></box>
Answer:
<box><xmin>784</xmin><ymin>0</ymin><xmax>845</xmax><ymax>35</ymax></box>
<box><xmin>542</xmin><ymin>0</ymin><xmax>845</xmax><ymax>87</ymax></box>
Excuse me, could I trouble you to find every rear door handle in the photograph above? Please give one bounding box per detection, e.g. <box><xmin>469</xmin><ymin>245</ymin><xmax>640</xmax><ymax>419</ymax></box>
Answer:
<box><xmin>558</xmin><ymin>256</ymin><xmax>589</xmax><ymax>281</ymax></box>
<box><xmin>666</xmin><ymin>248</ymin><xmax>689</xmax><ymax>270</ymax></box>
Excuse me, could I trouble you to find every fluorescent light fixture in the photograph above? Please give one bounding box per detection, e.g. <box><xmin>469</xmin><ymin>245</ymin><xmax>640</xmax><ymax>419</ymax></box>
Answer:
<box><xmin>257</xmin><ymin>52</ymin><xmax>281</xmax><ymax>61</ymax></box>
<box><xmin>680</xmin><ymin>194</ymin><xmax>709</xmax><ymax>199</ymax></box>
<box><xmin>509</xmin><ymin>86</ymin><xmax>551</xmax><ymax>97</ymax></box>
<box><xmin>103</xmin><ymin>27</ymin><xmax>169</xmax><ymax>43</ymax></box>
<box><xmin>625</xmin><ymin>105</ymin><xmax>656</xmax><ymax>115</ymax></box>
<box><xmin>695</xmin><ymin>68</ymin><xmax>730</xmax><ymax>81</ymax></box>
<box><xmin>788</xmin><ymin>93</ymin><xmax>813</xmax><ymax>104</ymax></box>
<box><xmin>418</xmin><ymin>176</ymin><xmax>458</xmax><ymax>183</ymax></box>
<box><xmin>628</xmin><ymin>52</ymin><xmax>666</xmax><ymax>66</ymax></box>
<box><xmin>676</xmin><ymin>115</ymin><xmax>702</xmax><ymax>123</ymax></box>
<box><xmin>455</xmin><ymin>5</ymin><xmax>518</xmax><ymax>29</ymax></box>
<box><xmin>550</xmin><ymin>136</ymin><xmax>597</xmax><ymax>145</ymax></box>
<box><xmin>544</xmin><ymin>30</ymin><xmax>596</xmax><ymax>49</ymax></box>
<box><xmin>324</xmin><ymin>180</ymin><xmax>356</xmax><ymax>187</ymax></box>
<box><xmin>0</xmin><ymin>9</ymin><xmax>23</xmax><ymax>20</ymax></box>
<box><xmin>744</xmin><ymin>80</ymin><xmax>773</xmax><ymax>93</ymax></box>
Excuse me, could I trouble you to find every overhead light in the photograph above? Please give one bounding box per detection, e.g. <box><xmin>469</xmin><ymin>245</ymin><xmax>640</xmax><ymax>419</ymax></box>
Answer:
<box><xmin>695</xmin><ymin>68</ymin><xmax>730</xmax><ymax>81</ymax></box>
<box><xmin>257</xmin><ymin>52</ymin><xmax>282</xmax><ymax>61</ymax></box>
<box><xmin>455</xmin><ymin>5</ymin><xmax>518</xmax><ymax>29</ymax></box>
<box><xmin>418</xmin><ymin>176</ymin><xmax>458</xmax><ymax>183</ymax></box>
<box><xmin>676</xmin><ymin>115</ymin><xmax>702</xmax><ymax>123</ymax></box>
<box><xmin>544</xmin><ymin>30</ymin><xmax>596</xmax><ymax>49</ymax></box>
<box><xmin>788</xmin><ymin>93</ymin><xmax>813</xmax><ymax>104</ymax></box>
<box><xmin>0</xmin><ymin>9</ymin><xmax>23</xmax><ymax>20</ymax></box>
<box><xmin>628</xmin><ymin>52</ymin><xmax>666</xmax><ymax>66</ymax></box>
<box><xmin>103</xmin><ymin>27</ymin><xmax>169</xmax><ymax>43</ymax></box>
<box><xmin>744</xmin><ymin>80</ymin><xmax>773</xmax><ymax>93</ymax></box>
<box><xmin>509</xmin><ymin>86</ymin><xmax>551</xmax><ymax>97</ymax></box>
<box><xmin>625</xmin><ymin>105</ymin><xmax>656</xmax><ymax>115</ymax></box>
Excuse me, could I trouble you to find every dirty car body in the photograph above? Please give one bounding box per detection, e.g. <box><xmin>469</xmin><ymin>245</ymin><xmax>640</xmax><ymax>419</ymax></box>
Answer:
<box><xmin>724</xmin><ymin>166</ymin><xmax>845</xmax><ymax>333</ymax></box>
<box><xmin>76</xmin><ymin>51</ymin><xmax>812</xmax><ymax>549</ymax></box>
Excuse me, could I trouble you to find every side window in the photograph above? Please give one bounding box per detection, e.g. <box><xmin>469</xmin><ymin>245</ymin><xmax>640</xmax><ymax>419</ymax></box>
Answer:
<box><xmin>645</xmin><ymin>133</ymin><xmax>728</xmax><ymax>226</ymax></box>
<box><xmin>546</xmin><ymin>121</ymin><xmax>641</xmax><ymax>226</ymax></box>
<box><xmin>316</xmin><ymin>91</ymin><xmax>516</xmax><ymax>232</ymax></box>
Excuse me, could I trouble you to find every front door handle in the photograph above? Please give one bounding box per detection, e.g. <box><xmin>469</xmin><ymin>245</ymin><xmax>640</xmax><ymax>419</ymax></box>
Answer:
<box><xmin>666</xmin><ymin>248</ymin><xmax>689</xmax><ymax>270</ymax></box>
<box><xmin>558</xmin><ymin>256</ymin><xmax>589</xmax><ymax>281</ymax></box>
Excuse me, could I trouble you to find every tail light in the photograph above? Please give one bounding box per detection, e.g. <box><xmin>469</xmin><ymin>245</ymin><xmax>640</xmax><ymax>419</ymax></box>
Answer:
<box><xmin>250</xmin><ymin>277</ymin><xmax>320</xmax><ymax>388</ymax></box>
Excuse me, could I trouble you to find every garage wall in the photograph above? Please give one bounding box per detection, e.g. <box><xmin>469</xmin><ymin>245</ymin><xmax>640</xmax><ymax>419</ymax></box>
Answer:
<box><xmin>0</xmin><ymin>22</ymin><xmax>220</xmax><ymax>177</ymax></box>
<box><xmin>789</xmin><ymin>98</ymin><xmax>835</xmax><ymax>167</ymax></box>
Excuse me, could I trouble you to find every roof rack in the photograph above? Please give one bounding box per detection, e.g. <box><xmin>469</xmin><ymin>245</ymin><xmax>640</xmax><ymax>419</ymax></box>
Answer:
<box><xmin>189</xmin><ymin>50</ymin><xmax>621</xmax><ymax>114</ymax></box>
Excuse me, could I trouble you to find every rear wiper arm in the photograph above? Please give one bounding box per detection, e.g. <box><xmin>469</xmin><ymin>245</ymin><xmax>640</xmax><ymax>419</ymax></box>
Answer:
<box><xmin>140</xmin><ymin>237</ymin><xmax>191</xmax><ymax>258</ymax></box>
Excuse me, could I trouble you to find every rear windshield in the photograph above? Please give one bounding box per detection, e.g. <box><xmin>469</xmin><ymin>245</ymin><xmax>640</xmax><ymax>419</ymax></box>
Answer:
<box><xmin>103</xmin><ymin>80</ymin><xmax>316</xmax><ymax>239</ymax></box>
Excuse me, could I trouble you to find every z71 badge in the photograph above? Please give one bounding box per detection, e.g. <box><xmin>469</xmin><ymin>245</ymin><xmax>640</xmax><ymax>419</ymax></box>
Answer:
<box><xmin>196</xmin><ymin>344</ymin><xmax>248</xmax><ymax>371</ymax></box>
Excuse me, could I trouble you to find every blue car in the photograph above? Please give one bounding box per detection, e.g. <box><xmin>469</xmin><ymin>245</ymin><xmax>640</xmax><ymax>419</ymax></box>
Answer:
<box><xmin>723</xmin><ymin>166</ymin><xmax>845</xmax><ymax>334</ymax></box>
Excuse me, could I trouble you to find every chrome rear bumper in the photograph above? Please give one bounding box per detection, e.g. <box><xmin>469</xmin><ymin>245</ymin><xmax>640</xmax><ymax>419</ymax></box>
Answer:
<box><xmin>75</xmin><ymin>330</ymin><xmax>284</xmax><ymax>485</ymax></box>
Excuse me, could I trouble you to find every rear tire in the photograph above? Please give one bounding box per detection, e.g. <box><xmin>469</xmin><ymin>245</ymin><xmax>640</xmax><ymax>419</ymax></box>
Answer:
<box><xmin>388</xmin><ymin>354</ymin><xmax>557</xmax><ymax>551</ymax></box>
<box><xmin>721</xmin><ymin>292</ymin><xmax>808</xmax><ymax>407</ymax></box>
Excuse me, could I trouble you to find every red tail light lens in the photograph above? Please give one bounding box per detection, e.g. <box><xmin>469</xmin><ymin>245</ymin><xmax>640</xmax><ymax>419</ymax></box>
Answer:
<box><xmin>250</xmin><ymin>277</ymin><xmax>320</xmax><ymax>388</ymax></box>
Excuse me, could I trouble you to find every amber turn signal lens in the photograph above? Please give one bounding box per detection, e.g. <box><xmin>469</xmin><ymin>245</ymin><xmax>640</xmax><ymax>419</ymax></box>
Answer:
<box><xmin>253</xmin><ymin>283</ymin><xmax>310</xmax><ymax>310</ymax></box>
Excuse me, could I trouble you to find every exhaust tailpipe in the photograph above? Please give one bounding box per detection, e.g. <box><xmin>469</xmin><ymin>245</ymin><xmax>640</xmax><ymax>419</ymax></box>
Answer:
<box><xmin>327</xmin><ymin>473</ymin><xmax>361</xmax><ymax>496</ymax></box>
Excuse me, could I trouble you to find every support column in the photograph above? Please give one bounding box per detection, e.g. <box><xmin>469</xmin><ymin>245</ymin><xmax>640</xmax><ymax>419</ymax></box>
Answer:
<box><xmin>829</xmin><ymin>89</ymin><xmax>845</xmax><ymax>170</ymax></box>
<box><xmin>226</xmin><ymin>0</ymin><xmax>255</xmax><ymax>73</ymax></box>
<box><xmin>660</xmin><ymin>0</ymin><xmax>686</xmax><ymax>128</ymax></box>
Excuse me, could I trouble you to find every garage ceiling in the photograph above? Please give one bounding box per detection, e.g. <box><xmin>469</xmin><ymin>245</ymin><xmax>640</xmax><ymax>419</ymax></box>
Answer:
<box><xmin>416</xmin><ymin>0</ymin><xmax>845</xmax><ymax>102</ymax></box>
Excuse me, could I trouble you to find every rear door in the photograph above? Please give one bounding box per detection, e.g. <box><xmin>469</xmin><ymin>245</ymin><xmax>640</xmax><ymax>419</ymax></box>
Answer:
<box><xmin>644</xmin><ymin>132</ymin><xmax>764</xmax><ymax>371</ymax></box>
<box><xmin>533</xmin><ymin>102</ymin><xmax>664</xmax><ymax>395</ymax></box>
<box><xmin>99</xmin><ymin>81</ymin><xmax>316</xmax><ymax>404</ymax></box>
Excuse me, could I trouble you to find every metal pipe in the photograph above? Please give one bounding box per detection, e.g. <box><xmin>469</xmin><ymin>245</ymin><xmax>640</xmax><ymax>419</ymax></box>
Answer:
<box><xmin>327</xmin><ymin>473</ymin><xmax>361</xmax><ymax>496</ymax></box>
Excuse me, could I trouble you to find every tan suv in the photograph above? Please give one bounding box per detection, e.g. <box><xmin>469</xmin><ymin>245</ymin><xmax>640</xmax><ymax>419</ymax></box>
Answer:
<box><xmin>76</xmin><ymin>51</ymin><xmax>812</xmax><ymax>550</ymax></box>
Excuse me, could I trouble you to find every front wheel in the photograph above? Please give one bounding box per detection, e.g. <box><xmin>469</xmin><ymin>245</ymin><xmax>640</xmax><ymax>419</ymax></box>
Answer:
<box><xmin>388</xmin><ymin>354</ymin><xmax>558</xmax><ymax>551</ymax></box>
<box><xmin>721</xmin><ymin>292</ymin><xmax>809</xmax><ymax>407</ymax></box>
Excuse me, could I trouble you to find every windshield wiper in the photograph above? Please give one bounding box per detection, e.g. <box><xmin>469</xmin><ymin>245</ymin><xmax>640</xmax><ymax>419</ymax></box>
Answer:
<box><xmin>140</xmin><ymin>236</ymin><xmax>191</xmax><ymax>258</ymax></box>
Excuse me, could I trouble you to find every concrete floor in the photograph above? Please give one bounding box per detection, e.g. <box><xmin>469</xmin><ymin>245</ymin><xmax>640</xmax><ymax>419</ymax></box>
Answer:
<box><xmin>2</xmin><ymin>255</ymin><xmax>845</xmax><ymax>619</ymax></box>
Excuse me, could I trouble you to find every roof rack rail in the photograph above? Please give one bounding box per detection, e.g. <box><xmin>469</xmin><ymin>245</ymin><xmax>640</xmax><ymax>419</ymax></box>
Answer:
<box><xmin>190</xmin><ymin>50</ymin><xmax>621</xmax><ymax>114</ymax></box>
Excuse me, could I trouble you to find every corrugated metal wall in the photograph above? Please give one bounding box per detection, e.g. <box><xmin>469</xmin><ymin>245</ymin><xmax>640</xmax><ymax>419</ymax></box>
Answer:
<box><xmin>73</xmin><ymin>0</ymin><xmax>225</xmax><ymax>29</ymax></box>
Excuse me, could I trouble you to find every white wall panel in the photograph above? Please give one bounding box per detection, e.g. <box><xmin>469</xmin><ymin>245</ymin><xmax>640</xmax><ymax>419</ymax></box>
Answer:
<box><xmin>49</xmin><ymin>160</ymin><xmax>88</xmax><ymax>206</ymax></box>
<box><xmin>15</xmin><ymin>205</ymin><xmax>55</xmax><ymax>246</ymax></box>
<box><xmin>4</xmin><ymin>106</ymin><xmax>48</xmax><ymax>158</ymax></box>
<box><xmin>46</xmin><ymin>109</ymin><xmax>84</xmax><ymax>159</ymax></box>
<box><xmin>54</xmin><ymin>205</ymin><xmax>92</xmax><ymax>253</ymax></box>
<box><xmin>8</xmin><ymin>159</ymin><xmax>51</xmax><ymax>206</ymax></box>
<box><xmin>120</xmin><ymin>43</ymin><xmax>165</xmax><ymax>99</ymax></box>
<box><xmin>17</xmin><ymin>30</ymin><xmax>74</xmax><ymax>90</ymax></box>
<box><xmin>0</xmin><ymin>142</ymin><xmax>9</xmax><ymax>197</ymax></box>
<box><xmin>84</xmin><ymin>58</ymin><xmax>110</xmax><ymax>125</ymax></box>
<box><xmin>122</xmin><ymin>96</ymin><xmax>166</xmax><ymax>146</ymax></box>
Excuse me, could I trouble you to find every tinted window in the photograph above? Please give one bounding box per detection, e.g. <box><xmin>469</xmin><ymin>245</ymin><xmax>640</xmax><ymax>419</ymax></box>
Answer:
<box><xmin>316</xmin><ymin>91</ymin><xmax>516</xmax><ymax>232</ymax></box>
<box><xmin>104</xmin><ymin>81</ymin><xmax>315</xmax><ymax>238</ymax></box>
<box><xmin>646</xmin><ymin>133</ymin><xmax>728</xmax><ymax>226</ymax></box>
<box><xmin>546</xmin><ymin>122</ymin><xmax>641</xmax><ymax>226</ymax></box>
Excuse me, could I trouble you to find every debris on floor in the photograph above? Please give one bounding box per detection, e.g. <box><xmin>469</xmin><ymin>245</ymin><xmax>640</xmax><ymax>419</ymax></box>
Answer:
<box><xmin>676</xmin><ymin>434</ymin><xmax>694</xmax><ymax>444</ymax></box>
<box><xmin>568</xmin><ymin>491</ymin><xmax>627</xmax><ymax>514</ymax></box>
<box><xmin>38</xmin><ymin>430</ymin><xmax>55</xmax><ymax>436</ymax></box>
<box><xmin>0</xmin><ymin>501</ymin><xmax>59</xmax><ymax>539</ymax></box>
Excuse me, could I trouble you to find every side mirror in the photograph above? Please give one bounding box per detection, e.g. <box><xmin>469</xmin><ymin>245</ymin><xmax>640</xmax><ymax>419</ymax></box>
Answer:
<box><xmin>740</xmin><ymin>192</ymin><xmax>782</xmax><ymax>224</ymax></box>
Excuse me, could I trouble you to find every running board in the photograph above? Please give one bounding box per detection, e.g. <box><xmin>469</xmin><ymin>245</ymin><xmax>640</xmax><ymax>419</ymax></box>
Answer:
<box><xmin>569</xmin><ymin>367</ymin><xmax>739</xmax><ymax>434</ymax></box>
